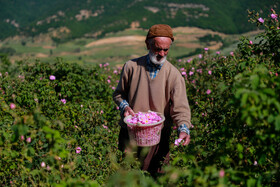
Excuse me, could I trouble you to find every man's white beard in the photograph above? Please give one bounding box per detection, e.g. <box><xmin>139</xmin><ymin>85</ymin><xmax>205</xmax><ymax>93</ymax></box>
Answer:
<box><xmin>149</xmin><ymin>51</ymin><xmax>166</xmax><ymax>65</ymax></box>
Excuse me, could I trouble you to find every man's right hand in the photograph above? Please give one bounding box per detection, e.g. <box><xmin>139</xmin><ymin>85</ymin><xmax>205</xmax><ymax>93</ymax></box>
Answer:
<box><xmin>124</xmin><ymin>106</ymin><xmax>135</xmax><ymax>117</ymax></box>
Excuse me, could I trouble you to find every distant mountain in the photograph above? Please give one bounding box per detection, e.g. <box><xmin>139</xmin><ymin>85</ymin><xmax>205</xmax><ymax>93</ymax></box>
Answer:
<box><xmin>0</xmin><ymin>0</ymin><xmax>279</xmax><ymax>41</ymax></box>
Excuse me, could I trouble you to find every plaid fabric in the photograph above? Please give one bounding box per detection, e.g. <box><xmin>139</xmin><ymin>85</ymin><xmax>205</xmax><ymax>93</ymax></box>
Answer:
<box><xmin>178</xmin><ymin>124</ymin><xmax>190</xmax><ymax>135</ymax></box>
<box><xmin>146</xmin><ymin>55</ymin><xmax>163</xmax><ymax>79</ymax></box>
<box><xmin>119</xmin><ymin>99</ymin><xmax>129</xmax><ymax>115</ymax></box>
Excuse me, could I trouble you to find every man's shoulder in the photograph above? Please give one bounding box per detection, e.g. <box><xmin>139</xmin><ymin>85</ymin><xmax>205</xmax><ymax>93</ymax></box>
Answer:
<box><xmin>128</xmin><ymin>55</ymin><xmax>147</xmax><ymax>63</ymax></box>
<box><xmin>165</xmin><ymin>60</ymin><xmax>181</xmax><ymax>75</ymax></box>
<box><xmin>125</xmin><ymin>55</ymin><xmax>147</xmax><ymax>68</ymax></box>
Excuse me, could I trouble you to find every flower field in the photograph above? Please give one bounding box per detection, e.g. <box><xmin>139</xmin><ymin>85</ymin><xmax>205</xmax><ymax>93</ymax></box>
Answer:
<box><xmin>0</xmin><ymin>9</ymin><xmax>280</xmax><ymax>186</ymax></box>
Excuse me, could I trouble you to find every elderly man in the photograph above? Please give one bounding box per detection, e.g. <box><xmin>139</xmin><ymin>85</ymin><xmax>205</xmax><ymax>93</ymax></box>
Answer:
<box><xmin>113</xmin><ymin>24</ymin><xmax>191</xmax><ymax>175</ymax></box>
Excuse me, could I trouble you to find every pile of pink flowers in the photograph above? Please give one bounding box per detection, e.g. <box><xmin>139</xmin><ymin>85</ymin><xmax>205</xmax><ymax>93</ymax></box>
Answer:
<box><xmin>127</xmin><ymin>111</ymin><xmax>162</xmax><ymax>125</ymax></box>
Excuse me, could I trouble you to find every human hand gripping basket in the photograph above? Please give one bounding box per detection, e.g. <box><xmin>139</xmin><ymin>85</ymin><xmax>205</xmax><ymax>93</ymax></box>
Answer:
<box><xmin>123</xmin><ymin>111</ymin><xmax>165</xmax><ymax>147</ymax></box>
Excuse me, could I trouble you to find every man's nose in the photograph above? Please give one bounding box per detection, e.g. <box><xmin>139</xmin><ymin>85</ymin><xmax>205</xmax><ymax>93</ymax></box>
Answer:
<box><xmin>158</xmin><ymin>50</ymin><xmax>165</xmax><ymax>56</ymax></box>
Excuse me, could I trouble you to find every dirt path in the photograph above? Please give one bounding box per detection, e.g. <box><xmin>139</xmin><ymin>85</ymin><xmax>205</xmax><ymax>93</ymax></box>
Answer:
<box><xmin>85</xmin><ymin>36</ymin><xmax>145</xmax><ymax>47</ymax></box>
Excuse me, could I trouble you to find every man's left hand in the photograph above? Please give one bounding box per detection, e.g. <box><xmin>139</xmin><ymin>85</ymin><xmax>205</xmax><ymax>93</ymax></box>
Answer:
<box><xmin>178</xmin><ymin>132</ymin><xmax>191</xmax><ymax>146</ymax></box>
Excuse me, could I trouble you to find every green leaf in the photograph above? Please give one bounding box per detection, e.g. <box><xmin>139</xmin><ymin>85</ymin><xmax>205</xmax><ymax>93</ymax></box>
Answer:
<box><xmin>250</xmin><ymin>74</ymin><xmax>259</xmax><ymax>89</ymax></box>
<box><xmin>247</xmin><ymin>178</ymin><xmax>256</xmax><ymax>187</ymax></box>
<box><xmin>237</xmin><ymin>143</ymin><xmax>243</xmax><ymax>152</ymax></box>
<box><xmin>28</xmin><ymin>147</ymin><xmax>35</xmax><ymax>156</ymax></box>
<box><xmin>275</xmin><ymin>115</ymin><xmax>280</xmax><ymax>131</ymax></box>
<box><xmin>268</xmin><ymin>115</ymin><xmax>274</xmax><ymax>123</ymax></box>
<box><xmin>241</xmin><ymin>93</ymin><xmax>249</xmax><ymax>106</ymax></box>
<box><xmin>262</xmin><ymin>88</ymin><xmax>275</xmax><ymax>96</ymax></box>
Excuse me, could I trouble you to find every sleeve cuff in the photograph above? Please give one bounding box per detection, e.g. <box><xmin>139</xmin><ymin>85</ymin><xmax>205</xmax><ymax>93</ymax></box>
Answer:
<box><xmin>119</xmin><ymin>100</ymin><xmax>129</xmax><ymax>114</ymax></box>
<box><xmin>178</xmin><ymin>124</ymin><xmax>190</xmax><ymax>135</ymax></box>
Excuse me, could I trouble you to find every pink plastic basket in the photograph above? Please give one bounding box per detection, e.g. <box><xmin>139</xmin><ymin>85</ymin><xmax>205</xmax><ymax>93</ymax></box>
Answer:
<box><xmin>124</xmin><ymin>112</ymin><xmax>165</xmax><ymax>147</ymax></box>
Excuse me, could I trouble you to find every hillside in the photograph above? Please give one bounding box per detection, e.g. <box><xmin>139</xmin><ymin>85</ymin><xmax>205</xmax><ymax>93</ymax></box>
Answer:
<box><xmin>0</xmin><ymin>0</ymin><xmax>278</xmax><ymax>41</ymax></box>
<box><xmin>0</xmin><ymin>26</ymin><xmax>261</xmax><ymax>66</ymax></box>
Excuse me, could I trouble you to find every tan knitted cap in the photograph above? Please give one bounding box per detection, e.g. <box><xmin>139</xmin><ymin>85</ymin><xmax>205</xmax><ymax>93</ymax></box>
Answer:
<box><xmin>146</xmin><ymin>24</ymin><xmax>174</xmax><ymax>42</ymax></box>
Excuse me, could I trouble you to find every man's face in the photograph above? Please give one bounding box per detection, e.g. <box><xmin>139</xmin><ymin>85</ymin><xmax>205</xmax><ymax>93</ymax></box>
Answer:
<box><xmin>148</xmin><ymin>37</ymin><xmax>172</xmax><ymax>65</ymax></box>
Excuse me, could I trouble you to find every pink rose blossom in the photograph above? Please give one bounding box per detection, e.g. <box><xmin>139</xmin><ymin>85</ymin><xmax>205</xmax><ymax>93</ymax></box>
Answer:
<box><xmin>49</xmin><ymin>75</ymin><xmax>56</xmax><ymax>80</ymax></box>
<box><xmin>216</xmin><ymin>51</ymin><xmax>221</xmax><ymax>55</ymax></box>
<box><xmin>187</xmin><ymin>58</ymin><xmax>192</xmax><ymax>63</ymax></box>
<box><xmin>126</xmin><ymin>111</ymin><xmax>162</xmax><ymax>125</ymax></box>
<box><xmin>208</xmin><ymin>70</ymin><xmax>212</xmax><ymax>75</ymax></box>
<box><xmin>258</xmin><ymin>17</ymin><xmax>264</xmax><ymax>23</ymax></box>
<box><xmin>20</xmin><ymin>135</ymin><xmax>24</xmax><ymax>141</ymax></box>
<box><xmin>76</xmin><ymin>147</ymin><xmax>82</xmax><ymax>154</ymax></box>
<box><xmin>198</xmin><ymin>54</ymin><xmax>203</xmax><ymax>59</ymax></box>
<box><xmin>189</xmin><ymin>71</ymin><xmax>194</xmax><ymax>76</ymax></box>
<box><xmin>249</xmin><ymin>41</ymin><xmax>253</xmax><ymax>45</ymax></box>
<box><xmin>107</xmin><ymin>79</ymin><xmax>111</xmax><ymax>83</ymax></box>
<box><xmin>99</xmin><ymin>64</ymin><xmax>102</xmax><ymax>68</ymax></box>
<box><xmin>230</xmin><ymin>52</ymin><xmax>234</xmax><ymax>56</ymax></box>
<box><xmin>271</xmin><ymin>14</ymin><xmax>278</xmax><ymax>19</ymax></box>
<box><xmin>174</xmin><ymin>138</ymin><xmax>183</xmax><ymax>146</ymax></box>
<box><xmin>197</xmin><ymin>69</ymin><xmax>202</xmax><ymax>74</ymax></box>
<box><xmin>181</xmin><ymin>72</ymin><xmax>186</xmax><ymax>76</ymax></box>
<box><xmin>61</xmin><ymin>99</ymin><xmax>66</xmax><ymax>104</ymax></box>
<box><xmin>204</xmin><ymin>48</ymin><xmax>209</xmax><ymax>51</ymax></box>
<box><xmin>102</xmin><ymin>125</ymin><xmax>108</xmax><ymax>129</ymax></box>
<box><xmin>10</xmin><ymin>103</ymin><xmax>16</xmax><ymax>109</ymax></box>
<box><xmin>206</xmin><ymin>89</ymin><xmax>211</xmax><ymax>95</ymax></box>
<box><xmin>26</xmin><ymin>137</ymin><xmax>31</xmax><ymax>143</ymax></box>
<box><xmin>219</xmin><ymin>169</ymin><xmax>225</xmax><ymax>177</ymax></box>
<box><xmin>41</xmin><ymin>162</ymin><xmax>46</xmax><ymax>167</ymax></box>
<box><xmin>112</xmin><ymin>87</ymin><xmax>116</xmax><ymax>90</ymax></box>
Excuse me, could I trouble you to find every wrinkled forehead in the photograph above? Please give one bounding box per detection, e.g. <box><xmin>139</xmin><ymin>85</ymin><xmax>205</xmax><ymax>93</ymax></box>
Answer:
<box><xmin>152</xmin><ymin>37</ymin><xmax>172</xmax><ymax>47</ymax></box>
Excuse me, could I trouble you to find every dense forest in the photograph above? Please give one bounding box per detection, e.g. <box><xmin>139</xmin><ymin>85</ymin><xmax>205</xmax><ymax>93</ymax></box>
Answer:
<box><xmin>0</xmin><ymin>0</ymin><xmax>279</xmax><ymax>40</ymax></box>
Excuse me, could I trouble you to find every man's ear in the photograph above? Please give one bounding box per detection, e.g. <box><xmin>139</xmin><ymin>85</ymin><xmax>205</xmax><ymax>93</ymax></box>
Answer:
<box><xmin>145</xmin><ymin>40</ymin><xmax>150</xmax><ymax>50</ymax></box>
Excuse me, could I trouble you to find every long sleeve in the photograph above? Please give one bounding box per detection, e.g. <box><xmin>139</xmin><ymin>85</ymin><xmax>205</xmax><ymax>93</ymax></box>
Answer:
<box><xmin>113</xmin><ymin>62</ymin><xmax>130</xmax><ymax>107</ymax></box>
<box><xmin>170</xmin><ymin>75</ymin><xmax>191</xmax><ymax>129</ymax></box>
